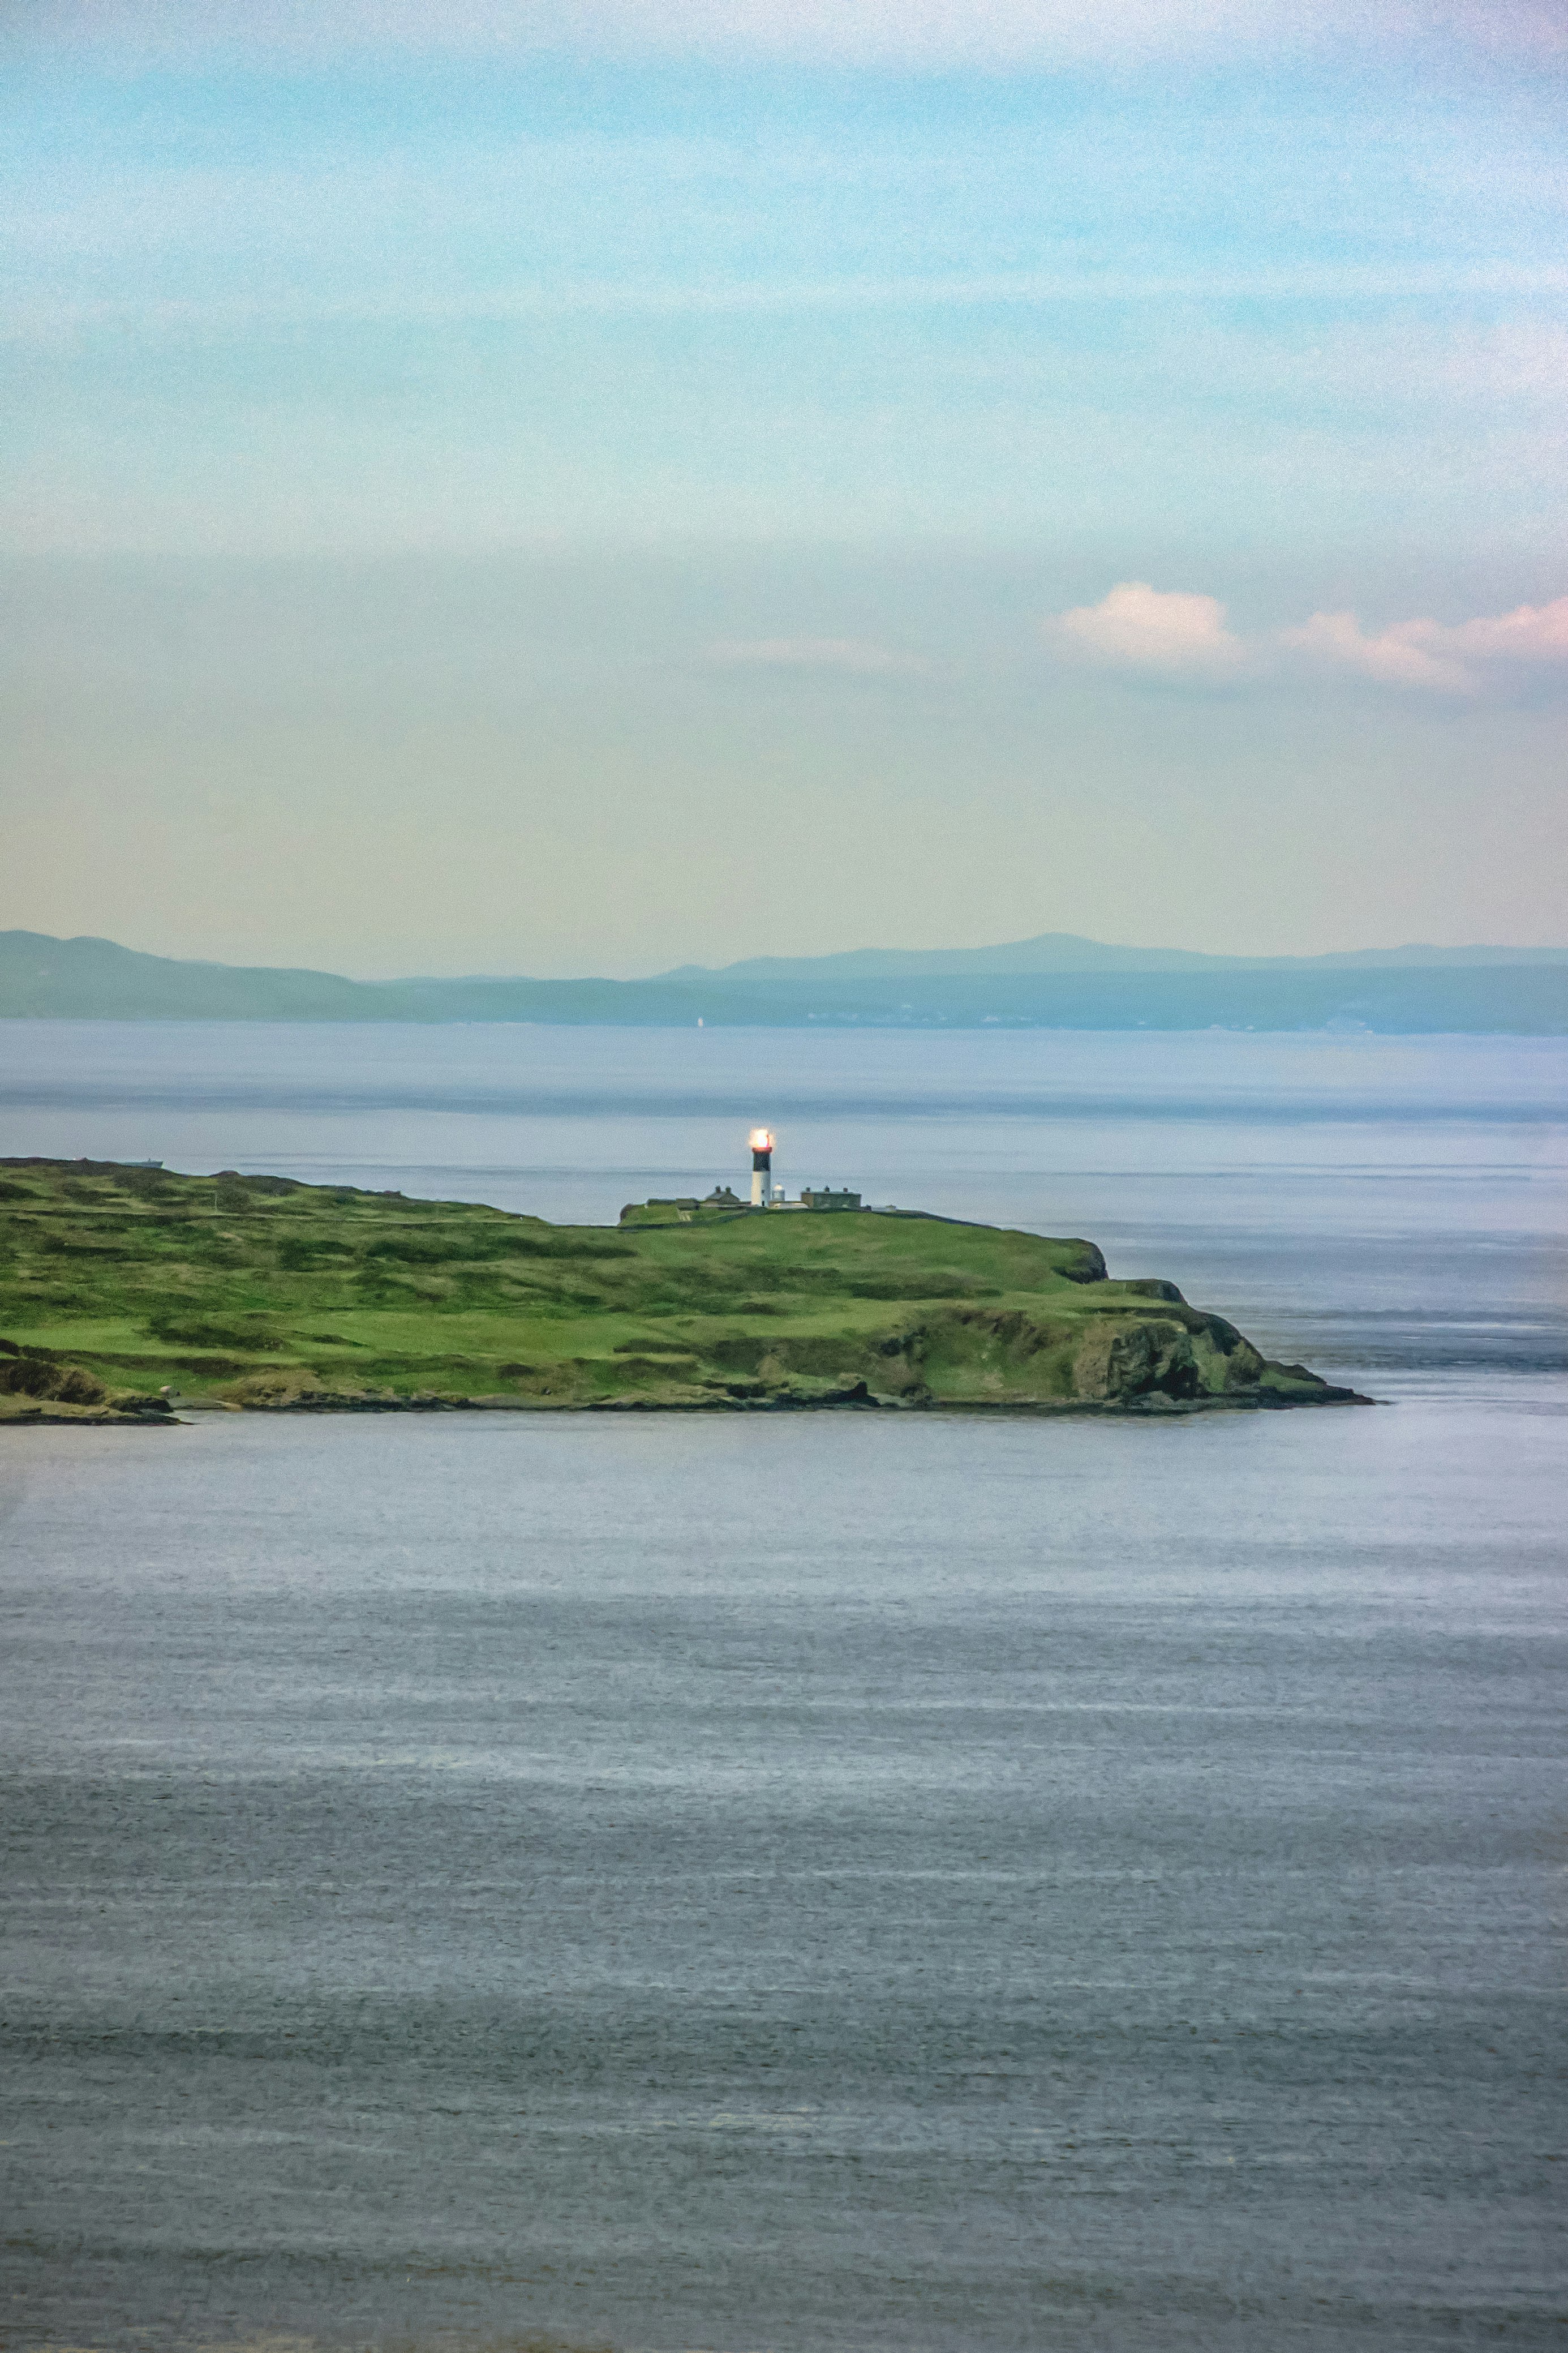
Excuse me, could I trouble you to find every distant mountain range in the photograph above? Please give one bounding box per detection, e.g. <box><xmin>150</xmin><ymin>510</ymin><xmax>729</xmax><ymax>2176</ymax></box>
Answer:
<box><xmin>2</xmin><ymin>929</ymin><xmax>1565</xmax><ymax>1032</ymax></box>
<box><xmin>671</xmin><ymin>935</ymin><xmax>1568</xmax><ymax>980</ymax></box>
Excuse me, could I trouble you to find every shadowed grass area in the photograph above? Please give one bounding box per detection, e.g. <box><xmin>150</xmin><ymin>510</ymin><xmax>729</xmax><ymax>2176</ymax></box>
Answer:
<box><xmin>0</xmin><ymin>1159</ymin><xmax>1364</xmax><ymax>1418</ymax></box>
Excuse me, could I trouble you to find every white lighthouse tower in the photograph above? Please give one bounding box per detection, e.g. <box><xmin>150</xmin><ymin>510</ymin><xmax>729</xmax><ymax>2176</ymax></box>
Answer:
<box><xmin>749</xmin><ymin>1128</ymin><xmax>775</xmax><ymax>1208</ymax></box>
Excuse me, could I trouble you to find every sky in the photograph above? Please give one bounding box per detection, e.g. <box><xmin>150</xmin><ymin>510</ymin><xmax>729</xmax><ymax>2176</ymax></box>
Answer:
<box><xmin>2</xmin><ymin>0</ymin><xmax>1565</xmax><ymax>977</ymax></box>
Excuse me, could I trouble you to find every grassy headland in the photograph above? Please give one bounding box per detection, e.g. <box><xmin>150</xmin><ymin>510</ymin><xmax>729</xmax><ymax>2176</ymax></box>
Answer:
<box><xmin>0</xmin><ymin>1159</ymin><xmax>1365</xmax><ymax>1421</ymax></box>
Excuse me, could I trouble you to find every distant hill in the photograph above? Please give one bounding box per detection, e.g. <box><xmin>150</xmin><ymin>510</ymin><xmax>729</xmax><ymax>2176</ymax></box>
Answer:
<box><xmin>667</xmin><ymin>934</ymin><xmax>1568</xmax><ymax>981</ymax></box>
<box><xmin>0</xmin><ymin>931</ymin><xmax>648</xmax><ymax>1024</ymax></box>
<box><xmin>1</xmin><ymin>929</ymin><xmax>1565</xmax><ymax>1032</ymax></box>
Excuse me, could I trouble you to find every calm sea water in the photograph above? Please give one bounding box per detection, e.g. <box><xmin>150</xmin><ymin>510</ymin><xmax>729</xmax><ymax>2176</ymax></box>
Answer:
<box><xmin>2</xmin><ymin>1022</ymin><xmax>1565</xmax><ymax>2351</ymax></box>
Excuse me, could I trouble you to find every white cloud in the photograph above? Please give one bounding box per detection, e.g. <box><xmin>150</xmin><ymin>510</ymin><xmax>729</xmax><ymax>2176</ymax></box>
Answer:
<box><xmin>1281</xmin><ymin>597</ymin><xmax>1568</xmax><ymax>694</ymax></box>
<box><xmin>705</xmin><ymin>637</ymin><xmax>922</xmax><ymax>674</ymax></box>
<box><xmin>1046</xmin><ymin>585</ymin><xmax>1568</xmax><ymax>696</ymax></box>
<box><xmin>1441</xmin><ymin>597</ymin><xmax>1568</xmax><ymax>663</ymax></box>
<box><xmin>1278</xmin><ymin>611</ymin><xmax>1472</xmax><ymax>693</ymax></box>
<box><xmin>1049</xmin><ymin>582</ymin><xmax>1245</xmax><ymax>678</ymax></box>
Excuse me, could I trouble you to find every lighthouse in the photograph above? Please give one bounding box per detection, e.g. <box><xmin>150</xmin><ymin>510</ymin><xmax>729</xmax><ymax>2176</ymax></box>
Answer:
<box><xmin>749</xmin><ymin>1128</ymin><xmax>775</xmax><ymax>1208</ymax></box>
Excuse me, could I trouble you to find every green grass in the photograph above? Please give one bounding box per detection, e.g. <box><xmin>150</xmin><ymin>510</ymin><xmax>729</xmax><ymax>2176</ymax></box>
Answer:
<box><xmin>0</xmin><ymin>1159</ymin><xmax>1360</xmax><ymax>1416</ymax></box>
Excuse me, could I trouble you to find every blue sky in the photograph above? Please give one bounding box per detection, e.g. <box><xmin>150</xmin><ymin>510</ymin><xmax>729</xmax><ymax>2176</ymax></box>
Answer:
<box><xmin>3</xmin><ymin>2</ymin><xmax>1565</xmax><ymax>972</ymax></box>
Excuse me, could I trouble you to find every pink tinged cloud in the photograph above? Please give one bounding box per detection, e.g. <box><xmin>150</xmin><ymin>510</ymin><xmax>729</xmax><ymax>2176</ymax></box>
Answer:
<box><xmin>1281</xmin><ymin>595</ymin><xmax>1568</xmax><ymax>694</ymax></box>
<box><xmin>1440</xmin><ymin>598</ymin><xmax>1568</xmax><ymax>662</ymax></box>
<box><xmin>1278</xmin><ymin>611</ymin><xmax>1474</xmax><ymax>692</ymax></box>
<box><xmin>1047</xmin><ymin>582</ymin><xmax>1568</xmax><ymax>693</ymax></box>
<box><xmin>1050</xmin><ymin>581</ymin><xmax>1246</xmax><ymax>677</ymax></box>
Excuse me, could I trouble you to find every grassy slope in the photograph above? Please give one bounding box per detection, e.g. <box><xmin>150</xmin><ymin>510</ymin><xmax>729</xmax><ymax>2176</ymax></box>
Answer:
<box><xmin>0</xmin><ymin>1160</ymin><xmax>1359</xmax><ymax>1417</ymax></box>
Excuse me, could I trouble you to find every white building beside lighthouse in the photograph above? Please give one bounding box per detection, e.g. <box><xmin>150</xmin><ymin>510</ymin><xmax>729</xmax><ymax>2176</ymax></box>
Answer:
<box><xmin>617</xmin><ymin>1127</ymin><xmax>874</xmax><ymax>1223</ymax></box>
<box><xmin>745</xmin><ymin>1129</ymin><xmax>862</xmax><ymax>1211</ymax></box>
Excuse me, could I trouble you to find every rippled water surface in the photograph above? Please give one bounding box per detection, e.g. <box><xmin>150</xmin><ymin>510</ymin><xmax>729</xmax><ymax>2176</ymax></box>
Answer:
<box><xmin>2</xmin><ymin>1023</ymin><xmax>1565</xmax><ymax>2351</ymax></box>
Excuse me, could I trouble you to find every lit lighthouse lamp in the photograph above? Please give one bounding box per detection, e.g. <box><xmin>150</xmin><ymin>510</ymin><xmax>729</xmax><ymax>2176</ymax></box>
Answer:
<box><xmin>749</xmin><ymin>1128</ymin><xmax>775</xmax><ymax>1208</ymax></box>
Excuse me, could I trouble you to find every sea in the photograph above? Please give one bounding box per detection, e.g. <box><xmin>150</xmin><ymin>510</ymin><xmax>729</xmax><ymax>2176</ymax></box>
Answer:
<box><xmin>1</xmin><ymin>1020</ymin><xmax>1564</xmax><ymax>2353</ymax></box>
